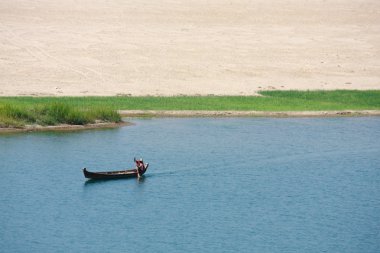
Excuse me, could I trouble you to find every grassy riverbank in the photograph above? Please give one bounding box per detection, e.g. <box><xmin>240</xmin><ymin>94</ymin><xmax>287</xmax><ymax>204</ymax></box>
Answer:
<box><xmin>0</xmin><ymin>90</ymin><xmax>379</xmax><ymax>128</ymax></box>
<box><xmin>0</xmin><ymin>103</ymin><xmax>121</xmax><ymax>128</ymax></box>
<box><xmin>1</xmin><ymin>90</ymin><xmax>380</xmax><ymax>110</ymax></box>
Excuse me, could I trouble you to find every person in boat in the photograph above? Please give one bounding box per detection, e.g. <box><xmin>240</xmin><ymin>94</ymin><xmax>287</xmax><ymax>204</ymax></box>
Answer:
<box><xmin>135</xmin><ymin>158</ymin><xmax>145</xmax><ymax>176</ymax></box>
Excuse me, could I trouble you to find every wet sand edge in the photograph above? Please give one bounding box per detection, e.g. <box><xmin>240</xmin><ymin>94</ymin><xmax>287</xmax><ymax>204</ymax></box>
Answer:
<box><xmin>0</xmin><ymin>122</ymin><xmax>131</xmax><ymax>134</ymax></box>
<box><xmin>119</xmin><ymin>110</ymin><xmax>380</xmax><ymax>118</ymax></box>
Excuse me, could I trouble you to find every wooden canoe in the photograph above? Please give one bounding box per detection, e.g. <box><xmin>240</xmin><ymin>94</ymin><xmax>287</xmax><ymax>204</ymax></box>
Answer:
<box><xmin>83</xmin><ymin>163</ymin><xmax>149</xmax><ymax>180</ymax></box>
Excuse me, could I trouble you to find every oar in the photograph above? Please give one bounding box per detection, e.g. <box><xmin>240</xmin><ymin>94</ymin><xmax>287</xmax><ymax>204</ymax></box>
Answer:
<box><xmin>136</xmin><ymin>158</ymin><xmax>141</xmax><ymax>179</ymax></box>
<box><xmin>137</xmin><ymin>167</ymin><xmax>141</xmax><ymax>179</ymax></box>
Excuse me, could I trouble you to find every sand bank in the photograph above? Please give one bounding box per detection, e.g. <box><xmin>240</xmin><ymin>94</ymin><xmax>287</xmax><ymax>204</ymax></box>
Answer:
<box><xmin>119</xmin><ymin>110</ymin><xmax>380</xmax><ymax>118</ymax></box>
<box><xmin>1</xmin><ymin>0</ymin><xmax>379</xmax><ymax>96</ymax></box>
<box><xmin>0</xmin><ymin>122</ymin><xmax>130</xmax><ymax>134</ymax></box>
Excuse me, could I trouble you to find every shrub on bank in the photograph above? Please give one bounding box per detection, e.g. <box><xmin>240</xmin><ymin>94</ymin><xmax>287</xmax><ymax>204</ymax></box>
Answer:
<box><xmin>0</xmin><ymin>103</ymin><xmax>121</xmax><ymax>128</ymax></box>
<box><xmin>91</xmin><ymin>108</ymin><xmax>121</xmax><ymax>122</ymax></box>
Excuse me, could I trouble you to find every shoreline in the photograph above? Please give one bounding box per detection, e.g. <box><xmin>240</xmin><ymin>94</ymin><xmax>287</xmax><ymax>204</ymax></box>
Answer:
<box><xmin>119</xmin><ymin>110</ymin><xmax>380</xmax><ymax>118</ymax></box>
<box><xmin>0</xmin><ymin>122</ymin><xmax>130</xmax><ymax>134</ymax></box>
<box><xmin>2</xmin><ymin>109</ymin><xmax>380</xmax><ymax>133</ymax></box>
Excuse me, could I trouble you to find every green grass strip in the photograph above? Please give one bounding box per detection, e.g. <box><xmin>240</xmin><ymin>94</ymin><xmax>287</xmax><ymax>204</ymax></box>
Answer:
<box><xmin>1</xmin><ymin>90</ymin><xmax>380</xmax><ymax>127</ymax></box>
<box><xmin>0</xmin><ymin>90</ymin><xmax>379</xmax><ymax>112</ymax></box>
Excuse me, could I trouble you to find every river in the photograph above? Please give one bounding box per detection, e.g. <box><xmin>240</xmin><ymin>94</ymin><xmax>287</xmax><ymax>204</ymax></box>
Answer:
<box><xmin>1</xmin><ymin>117</ymin><xmax>379</xmax><ymax>252</ymax></box>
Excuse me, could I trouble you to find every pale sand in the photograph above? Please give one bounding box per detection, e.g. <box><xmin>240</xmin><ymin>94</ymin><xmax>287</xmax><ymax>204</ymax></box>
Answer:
<box><xmin>0</xmin><ymin>0</ymin><xmax>379</xmax><ymax>96</ymax></box>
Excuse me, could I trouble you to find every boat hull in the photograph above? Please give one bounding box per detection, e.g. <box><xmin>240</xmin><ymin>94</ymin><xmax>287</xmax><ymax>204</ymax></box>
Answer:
<box><xmin>83</xmin><ymin>165</ymin><xmax>148</xmax><ymax>180</ymax></box>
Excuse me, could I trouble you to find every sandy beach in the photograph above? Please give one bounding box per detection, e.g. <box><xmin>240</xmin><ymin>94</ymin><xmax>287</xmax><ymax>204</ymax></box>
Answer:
<box><xmin>0</xmin><ymin>0</ymin><xmax>379</xmax><ymax>96</ymax></box>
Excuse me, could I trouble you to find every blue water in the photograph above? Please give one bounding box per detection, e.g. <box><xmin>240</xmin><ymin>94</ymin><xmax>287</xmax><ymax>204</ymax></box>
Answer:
<box><xmin>1</xmin><ymin>117</ymin><xmax>380</xmax><ymax>253</ymax></box>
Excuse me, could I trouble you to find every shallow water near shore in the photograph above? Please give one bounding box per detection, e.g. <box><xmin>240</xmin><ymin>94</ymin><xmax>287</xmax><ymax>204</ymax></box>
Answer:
<box><xmin>1</xmin><ymin>117</ymin><xmax>379</xmax><ymax>252</ymax></box>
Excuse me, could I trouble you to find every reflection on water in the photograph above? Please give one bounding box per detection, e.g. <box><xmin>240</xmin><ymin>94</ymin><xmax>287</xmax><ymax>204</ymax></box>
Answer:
<box><xmin>1</xmin><ymin>117</ymin><xmax>380</xmax><ymax>253</ymax></box>
<box><xmin>83</xmin><ymin>175</ymin><xmax>147</xmax><ymax>186</ymax></box>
